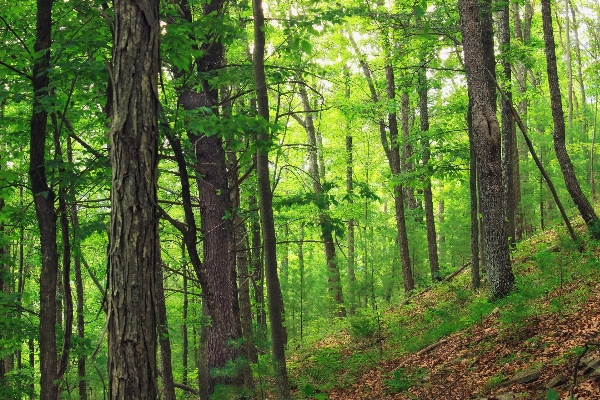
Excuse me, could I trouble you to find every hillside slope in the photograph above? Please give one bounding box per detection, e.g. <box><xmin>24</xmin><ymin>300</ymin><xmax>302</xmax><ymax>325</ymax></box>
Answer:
<box><xmin>292</xmin><ymin>225</ymin><xmax>600</xmax><ymax>399</ymax></box>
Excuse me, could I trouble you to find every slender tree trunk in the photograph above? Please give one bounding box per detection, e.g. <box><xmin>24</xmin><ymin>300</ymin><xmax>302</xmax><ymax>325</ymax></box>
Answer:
<box><xmin>512</xmin><ymin>0</ymin><xmax>533</xmax><ymax>241</ymax></box>
<box><xmin>565</xmin><ymin>0</ymin><xmax>574</xmax><ymax>132</ymax></box>
<box><xmin>498</xmin><ymin>1</ymin><xmax>519</xmax><ymax>247</ymax></box>
<box><xmin>570</xmin><ymin>3</ymin><xmax>586</xmax><ymax>127</ymax></box>
<box><xmin>249</xmin><ymin>195</ymin><xmax>266</xmax><ymax>329</ymax></box>
<box><xmin>468</xmin><ymin>105</ymin><xmax>480</xmax><ymax>290</ymax></box>
<box><xmin>401</xmin><ymin>91</ymin><xmax>417</xmax><ymax>210</ymax></box>
<box><xmin>541</xmin><ymin>0</ymin><xmax>600</xmax><ymax>237</ymax></box>
<box><xmin>419</xmin><ymin>62</ymin><xmax>440</xmax><ymax>281</ymax></box>
<box><xmin>350</xmin><ymin>34</ymin><xmax>413</xmax><ymax>294</ymax></box>
<box><xmin>252</xmin><ymin>0</ymin><xmax>290</xmax><ymax>396</ymax></box>
<box><xmin>181</xmin><ymin>243</ymin><xmax>189</xmax><ymax>386</ymax></box>
<box><xmin>460</xmin><ymin>0</ymin><xmax>515</xmax><ymax>299</ymax></box>
<box><xmin>108</xmin><ymin>0</ymin><xmax>159</xmax><ymax>397</ymax></box>
<box><xmin>298</xmin><ymin>85</ymin><xmax>345</xmax><ymax>316</ymax></box>
<box><xmin>385</xmin><ymin>65</ymin><xmax>414</xmax><ymax>294</ymax></box>
<box><xmin>346</xmin><ymin>122</ymin><xmax>356</xmax><ymax>315</ymax></box>
<box><xmin>67</xmin><ymin>137</ymin><xmax>87</xmax><ymax>400</ymax></box>
<box><xmin>29</xmin><ymin>0</ymin><xmax>59</xmax><ymax>397</ymax></box>
<box><xmin>51</xmin><ymin>116</ymin><xmax>74</xmax><ymax>385</ymax></box>
<box><xmin>156</xmin><ymin>259</ymin><xmax>176</xmax><ymax>400</ymax></box>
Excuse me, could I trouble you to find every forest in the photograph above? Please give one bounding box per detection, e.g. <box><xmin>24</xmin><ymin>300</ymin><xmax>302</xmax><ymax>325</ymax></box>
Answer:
<box><xmin>1</xmin><ymin>0</ymin><xmax>600</xmax><ymax>398</ymax></box>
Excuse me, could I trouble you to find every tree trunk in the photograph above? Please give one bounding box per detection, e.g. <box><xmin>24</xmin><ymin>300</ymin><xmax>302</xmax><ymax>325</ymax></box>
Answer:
<box><xmin>29</xmin><ymin>0</ymin><xmax>59</xmax><ymax>397</ymax></box>
<box><xmin>541</xmin><ymin>0</ymin><xmax>600</xmax><ymax>237</ymax></box>
<box><xmin>468</xmin><ymin>105</ymin><xmax>480</xmax><ymax>290</ymax></box>
<box><xmin>385</xmin><ymin>63</ymin><xmax>414</xmax><ymax>295</ymax></box>
<box><xmin>249</xmin><ymin>195</ymin><xmax>266</xmax><ymax>329</ymax></box>
<box><xmin>565</xmin><ymin>0</ymin><xmax>574</xmax><ymax>132</ymax></box>
<box><xmin>68</xmin><ymin>137</ymin><xmax>87</xmax><ymax>400</ymax></box>
<box><xmin>418</xmin><ymin>62</ymin><xmax>440</xmax><ymax>282</ymax></box>
<box><xmin>349</xmin><ymin>35</ymin><xmax>412</xmax><ymax>293</ymax></box>
<box><xmin>107</xmin><ymin>0</ymin><xmax>159</xmax><ymax>397</ymax></box>
<box><xmin>346</xmin><ymin>98</ymin><xmax>356</xmax><ymax>314</ymax></box>
<box><xmin>252</xmin><ymin>0</ymin><xmax>290</xmax><ymax>396</ymax></box>
<box><xmin>400</xmin><ymin>91</ymin><xmax>417</xmax><ymax>211</ymax></box>
<box><xmin>498</xmin><ymin>0</ymin><xmax>519</xmax><ymax>247</ymax></box>
<box><xmin>298</xmin><ymin>85</ymin><xmax>345</xmax><ymax>316</ymax></box>
<box><xmin>460</xmin><ymin>0</ymin><xmax>515</xmax><ymax>299</ymax></box>
<box><xmin>156</xmin><ymin>260</ymin><xmax>176</xmax><ymax>400</ymax></box>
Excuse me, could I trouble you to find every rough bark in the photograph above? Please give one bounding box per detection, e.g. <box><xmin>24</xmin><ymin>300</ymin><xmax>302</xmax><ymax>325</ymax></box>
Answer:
<box><xmin>252</xmin><ymin>0</ymin><xmax>290</xmax><ymax>396</ymax></box>
<box><xmin>29</xmin><ymin>0</ymin><xmax>59</xmax><ymax>397</ymax></box>
<box><xmin>107</xmin><ymin>0</ymin><xmax>159</xmax><ymax>397</ymax></box>
<box><xmin>541</xmin><ymin>0</ymin><xmax>600</xmax><ymax>237</ymax></box>
<box><xmin>460</xmin><ymin>0</ymin><xmax>515</xmax><ymax>299</ymax></box>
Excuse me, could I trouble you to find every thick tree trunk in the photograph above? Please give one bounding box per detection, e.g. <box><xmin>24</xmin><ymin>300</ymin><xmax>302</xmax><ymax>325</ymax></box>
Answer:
<box><xmin>460</xmin><ymin>0</ymin><xmax>515</xmax><ymax>299</ymax></box>
<box><xmin>252</xmin><ymin>0</ymin><xmax>290</xmax><ymax>396</ymax></box>
<box><xmin>29</xmin><ymin>0</ymin><xmax>59</xmax><ymax>397</ymax></box>
<box><xmin>107</xmin><ymin>0</ymin><xmax>159</xmax><ymax>397</ymax></box>
<box><xmin>541</xmin><ymin>0</ymin><xmax>600</xmax><ymax>237</ymax></box>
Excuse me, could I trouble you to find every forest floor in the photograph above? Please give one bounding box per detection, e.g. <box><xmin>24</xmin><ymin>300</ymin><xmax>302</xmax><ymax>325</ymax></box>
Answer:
<box><xmin>290</xmin><ymin>222</ymin><xmax>600</xmax><ymax>399</ymax></box>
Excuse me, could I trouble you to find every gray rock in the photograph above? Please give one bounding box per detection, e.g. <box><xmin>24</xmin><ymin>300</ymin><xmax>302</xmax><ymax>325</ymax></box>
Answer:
<box><xmin>545</xmin><ymin>373</ymin><xmax>568</xmax><ymax>389</ymax></box>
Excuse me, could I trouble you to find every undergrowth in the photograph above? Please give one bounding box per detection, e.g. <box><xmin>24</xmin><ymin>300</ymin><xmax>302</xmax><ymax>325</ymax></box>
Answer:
<box><xmin>287</xmin><ymin>228</ymin><xmax>600</xmax><ymax>396</ymax></box>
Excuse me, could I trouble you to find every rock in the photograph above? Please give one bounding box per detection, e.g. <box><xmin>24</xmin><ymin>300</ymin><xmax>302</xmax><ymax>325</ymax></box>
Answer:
<box><xmin>580</xmin><ymin>354</ymin><xmax>600</xmax><ymax>375</ymax></box>
<box><xmin>545</xmin><ymin>373</ymin><xmax>568</xmax><ymax>389</ymax></box>
<box><xmin>507</xmin><ymin>369</ymin><xmax>540</xmax><ymax>384</ymax></box>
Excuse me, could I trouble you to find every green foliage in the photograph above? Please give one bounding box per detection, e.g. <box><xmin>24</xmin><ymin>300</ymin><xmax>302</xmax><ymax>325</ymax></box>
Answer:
<box><xmin>348</xmin><ymin>309</ymin><xmax>379</xmax><ymax>340</ymax></box>
<box><xmin>385</xmin><ymin>367</ymin><xmax>427</xmax><ymax>393</ymax></box>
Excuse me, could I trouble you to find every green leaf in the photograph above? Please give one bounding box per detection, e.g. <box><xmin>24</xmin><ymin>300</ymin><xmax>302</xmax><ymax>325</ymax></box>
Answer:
<box><xmin>300</xmin><ymin>39</ymin><xmax>312</xmax><ymax>54</ymax></box>
<box><xmin>546</xmin><ymin>389</ymin><xmax>559</xmax><ymax>400</ymax></box>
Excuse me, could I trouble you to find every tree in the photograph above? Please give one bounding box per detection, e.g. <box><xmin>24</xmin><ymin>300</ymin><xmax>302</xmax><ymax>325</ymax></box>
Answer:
<box><xmin>107</xmin><ymin>0</ymin><xmax>159</xmax><ymax>397</ymax></box>
<box><xmin>459</xmin><ymin>0</ymin><xmax>515</xmax><ymax>299</ymax></box>
<box><xmin>252</xmin><ymin>0</ymin><xmax>290</xmax><ymax>397</ymax></box>
<box><xmin>540</xmin><ymin>0</ymin><xmax>600</xmax><ymax>238</ymax></box>
<box><xmin>28</xmin><ymin>0</ymin><xmax>59</xmax><ymax>397</ymax></box>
